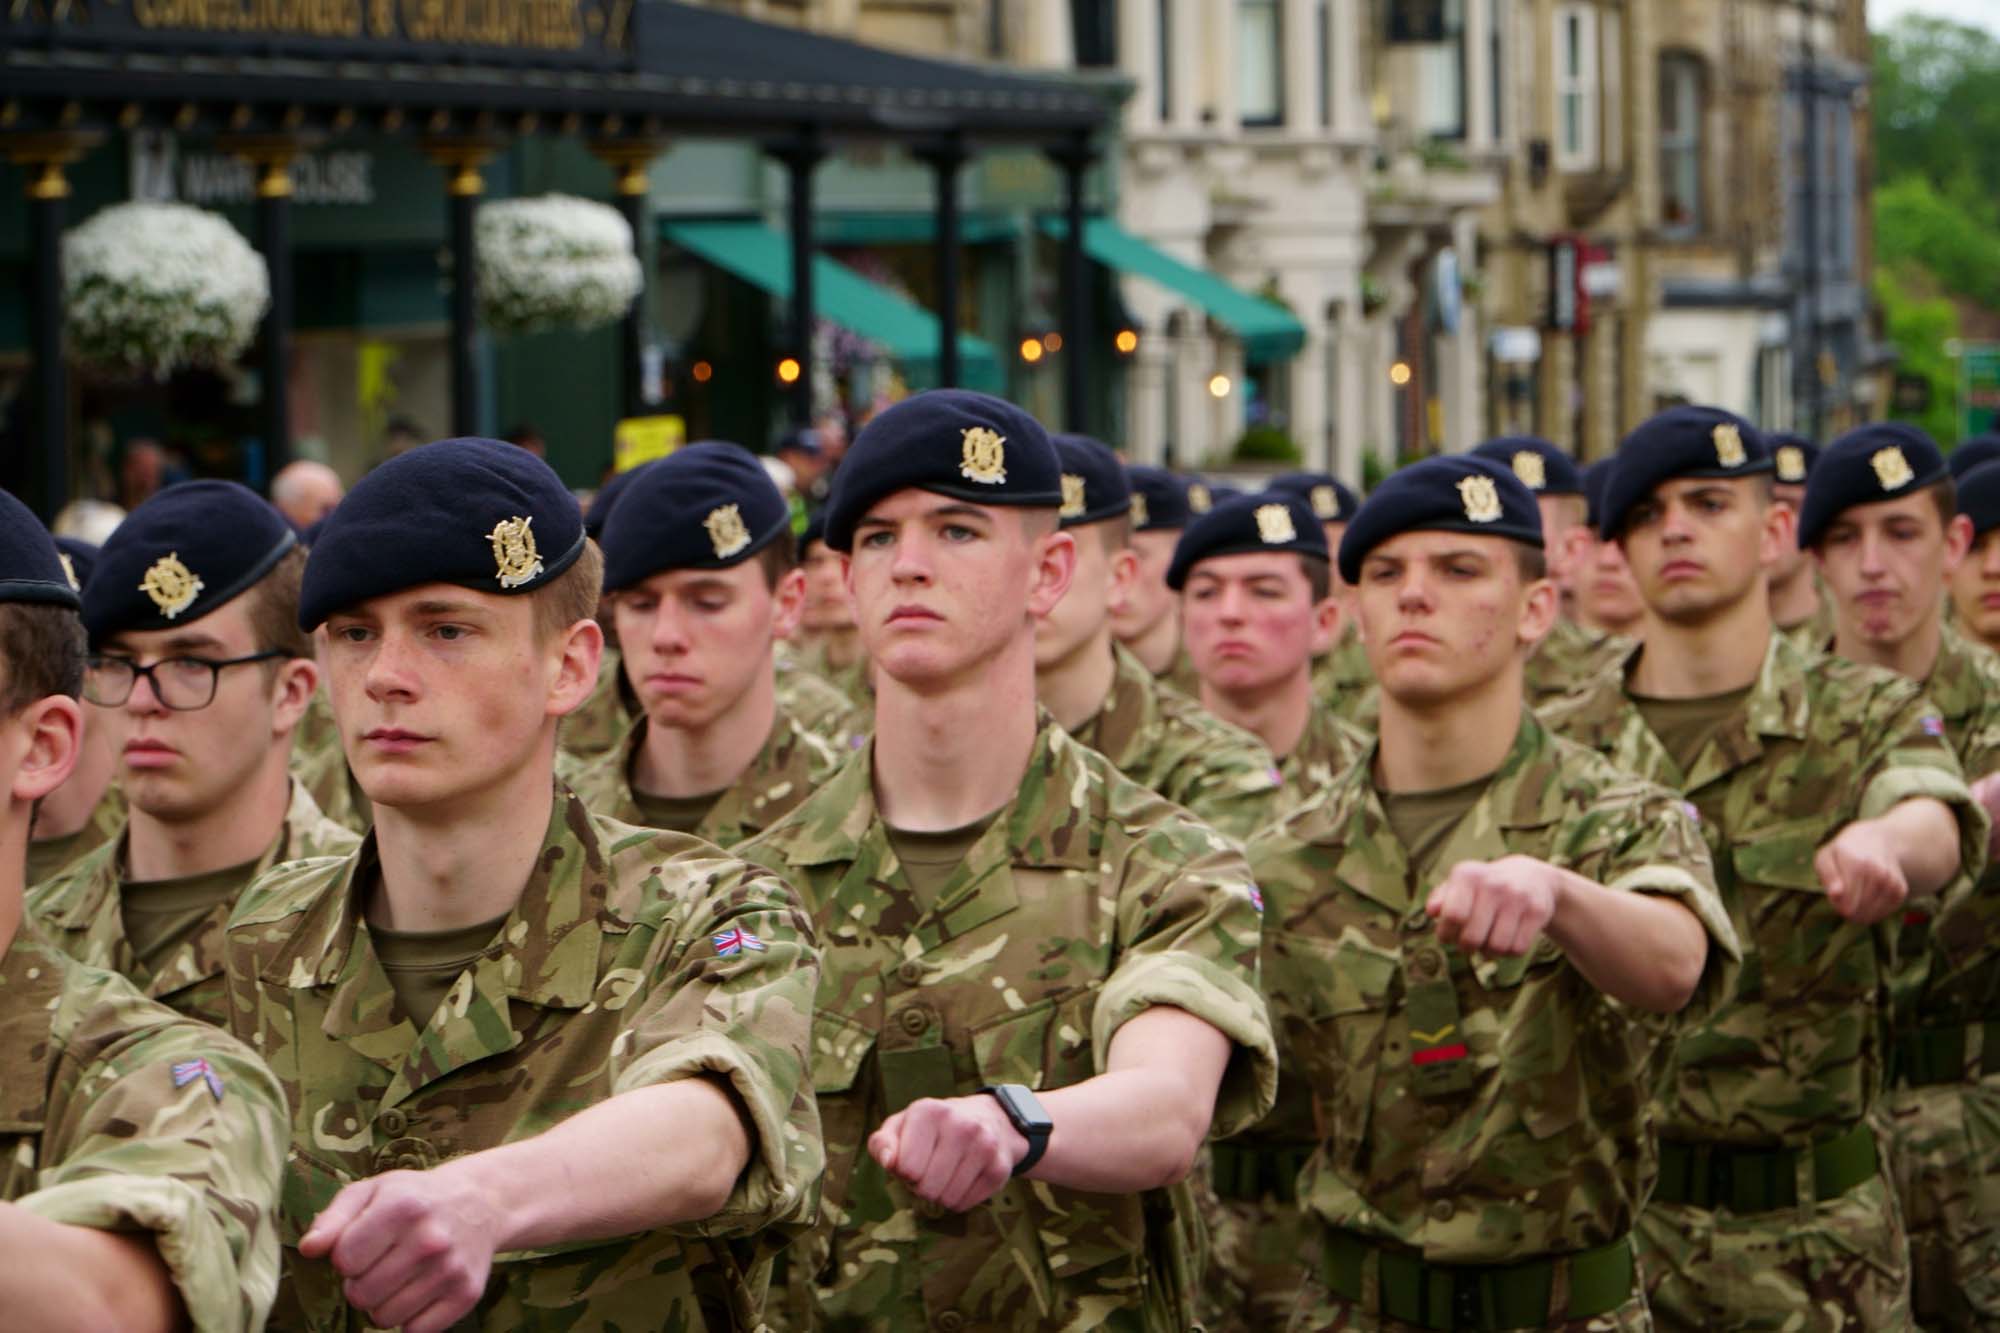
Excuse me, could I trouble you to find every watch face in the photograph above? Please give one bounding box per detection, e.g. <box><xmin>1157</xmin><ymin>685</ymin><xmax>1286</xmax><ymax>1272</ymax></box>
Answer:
<box><xmin>1000</xmin><ymin>1084</ymin><xmax>1054</xmax><ymax>1133</ymax></box>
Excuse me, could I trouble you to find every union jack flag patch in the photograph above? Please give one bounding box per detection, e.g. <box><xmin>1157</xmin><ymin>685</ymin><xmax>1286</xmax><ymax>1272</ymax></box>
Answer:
<box><xmin>1921</xmin><ymin>715</ymin><xmax>1946</xmax><ymax>738</ymax></box>
<box><xmin>713</xmin><ymin>928</ymin><xmax>767</xmax><ymax>957</ymax></box>
<box><xmin>171</xmin><ymin>1058</ymin><xmax>225</xmax><ymax>1102</ymax></box>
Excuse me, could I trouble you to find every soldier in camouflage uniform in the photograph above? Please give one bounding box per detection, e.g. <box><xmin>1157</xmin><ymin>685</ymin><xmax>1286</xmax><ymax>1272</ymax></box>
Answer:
<box><xmin>1115</xmin><ymin>464</ymin><xmax>1202</xmax><ymax>695</ymax></box>
<box><xmin>560</xmin><ymin>443</ymin><xmax>847</xmax><ymax>846</ymax></box>
<box><xmin>1797</xmin><ymin>423</ymin><xmax>2000</xmax><ymax>1329</ymax></box>
<box><xmin>1540</xmin><ymin>406</ymin><xmax>1988</xmax><ymax>1332</ymax></box>
<box><xmin>791</xmin><ymin>510</ymin><xmax>874</xmax><ymax>709</ymax></box>
<box><xmin>27</xmin><ymin>482</ymin><xmax>358</xmax><ymax>1026</ymax></box>
<box><xmin>1235</xmin><ymin>456</ymin><xmax>1737</xmax><ymax>1333</ymax></box>
<box><xmin>0</xmin><ymin>486</ymin><xmax>287</xmax><ymax>1332</ymax></box>
<box><xmin>1765</xmin><ymin>433</ymin><xmax>1837</xmax><ymax>653</ymax></box>
<box><xmin>739</xmin><ymin>390</ymin><xmax>1277</xmax><ymax>1332</ymax></box>
<box><xmin>1035</xmin><ymin>433</ymin><xmax>1284</xmax><ymax>842</ymax></box>
<box><xmin>1172</xmin><ymin>489</ymin><xmax>1365</xmax><ymax>810</ymax></box>
<box><xmin>220</xmin><ymin>438</ymin><xmax>821</xmax><ymax>1332</ymax></box>
<box><xmin>1946</xmin><ymin>460</ymin><xmax>2000</xmax><ymax>659</ymax></box>
<box><xmin>290</xmin><ymin>681</ymin><xmax>370</xmax><ymax>834</ymax></box>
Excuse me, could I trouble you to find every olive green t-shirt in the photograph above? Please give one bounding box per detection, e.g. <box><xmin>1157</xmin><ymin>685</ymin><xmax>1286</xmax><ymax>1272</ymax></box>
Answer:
<box><xmin>885</xmin><ymin>813</ymin><xmax>1002</xmax><ymax>909</ymax></box>
<box><xmin>372</xmin><ymin>912</ymin><xmax>512</xmax><ymax>1029</ymax></box>
<box><xmin>122</xmin><ymin>856</ymin><xmax>262</xmax><ymax>980</ymax></box>
<box><xmin>1379</xmin><ymin>774</ymin><xmax>1491</xmax><ymax>872</ymax></box>
<box><xmin>631</xmin><ymin>787</ymin><xmax>727</xmax><ymax>837</ymax></box>
<box><xmin>1633</xmin><ymin>685</ymin><xmax>1755</xmax><ymax>777</ymax></box>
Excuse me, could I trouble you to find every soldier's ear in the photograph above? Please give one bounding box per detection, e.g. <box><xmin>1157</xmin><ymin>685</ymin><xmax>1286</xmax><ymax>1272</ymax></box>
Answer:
<box><xmin>1027</xmin><ymin>525</ymin><xmax>1078</xmax><ymax>620</ymax></box>
<box><xmin>770</xmin><ymin>567</ymin><xmax>807</xmax><ymax>640</ymax></box>
<box><xmin>1517</xmin><ymin>575</ymin><xmax>1559</xmax><ymax>650</ymax></box>
<box><xmin>9</xmin><ymin>693</ymin><xmax>81</xmax><ymax>808</ymax></box>
<box><xmin>547</xmin><ymin>616</ymin><xmax>606</xmax><ymax>722</ymax></box>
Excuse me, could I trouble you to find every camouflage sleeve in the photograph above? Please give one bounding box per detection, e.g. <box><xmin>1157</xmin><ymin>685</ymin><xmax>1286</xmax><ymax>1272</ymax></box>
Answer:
<box><xmin>22</xmin><ymin>983</ymin><xmax>286</xmax><ymax>1333</ymax></box>
<box><xmin>1093</xmin><ymin>810</ymin><xmax>1278</xmax><ymax>1139</ymax></box>
<box><xmin>1185</xmin><ymin>769</ymin><xmax>1287</xmax><ymax>846</ymax></box>
<box><xmin>610</xmin><ymin>851</ymin><xmax>824</xmax><ymax>1242</ymax></box>
<box><xmin>1853</xmin><ymin>686</ymin><xmax>1987</xmax><ymax>908</ymax></box>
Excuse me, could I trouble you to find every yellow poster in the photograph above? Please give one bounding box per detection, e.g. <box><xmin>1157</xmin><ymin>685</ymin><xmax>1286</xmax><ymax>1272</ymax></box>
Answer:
<box><xmin>613</xmin><ymin>415</ymin><xmax>686</xmax><ymax>472</ymax></box>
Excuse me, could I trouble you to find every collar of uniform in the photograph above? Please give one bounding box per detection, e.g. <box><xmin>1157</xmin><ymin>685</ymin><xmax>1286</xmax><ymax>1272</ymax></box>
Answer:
<box><xmin>776</xmin><ymin>714</ymin><xmax>1098</xmax><ymax>873</ymax></box>
<box><xmin>1918</xmin><ymin>623</ymin><xmax>1995</xmax><ymax>729</ymax></box>
<box><xmin>265</xmin><ymin>782</ymin><xmax>611</xmax><ymax>1011</ymax></box>
<box><xmin>30</xmin><ymin>827</ymin><xmax>124</xmax><ymax>930</ymax></box>
<box><xmin>1613</xmin><ymin>631</ymin><xmax>1809</xmax><ymax>744</ymax></box>
<box><xmin>1088</xmin><ymin>642</ymin><xmax>1165</xmax><ymax>762</ymax></box>
<box><xmin>0</xmin><ymin>933</ymin><xmax>69</xmax><ymax>1133</ymax></box>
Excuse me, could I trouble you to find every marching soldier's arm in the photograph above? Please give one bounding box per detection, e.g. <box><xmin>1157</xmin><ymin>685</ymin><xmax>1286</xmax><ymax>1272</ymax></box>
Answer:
<box><xmin>0</xmin><ymin>1204</ymin><xmax>186</xmax><ymax>1333</ymax></box>
<box><xmin>1816</xmin><ymin>796</ymin><xmax>1960</xmax><ymax>924</ymax></box>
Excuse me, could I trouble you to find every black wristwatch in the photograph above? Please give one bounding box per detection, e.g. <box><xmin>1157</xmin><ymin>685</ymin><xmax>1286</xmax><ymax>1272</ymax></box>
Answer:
<box><xmin>980</xmin><ymin>1083</ymin><xmax>1053</xmax><ymax>1177</ymax></box>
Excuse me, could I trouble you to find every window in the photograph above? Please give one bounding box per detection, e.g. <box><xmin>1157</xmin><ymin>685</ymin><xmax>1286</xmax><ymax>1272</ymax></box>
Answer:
<box><xmin>1317</xmin><ymin>0</ymin><xmax>1332</xmax><ymax>128</ymax></box>
<box><xmin>1416</xmin><ymin>0</ymin><xmax>1467</xmax><ymax>139</ymax></box>
<box><xmin>1238</xmin><ymin>0</ymin><xmax>1284</xmax><ymax>126</ymax></box>
<box><xmin>1659</xmin><ymin>53</ymin><xmax>1704</xmax><ymax>234</ymax></box>
<box><xmin>1553</xmin><ymin>4</ymin><xmax>1598</xmax><ymax>169</ymax></box>
<box><xmin>1071</xmin><ymin>0</ymin><xmax>1116</xmax><ymax>68</ymax></box>
<box><xmin>1489</xmin><ymin>0</ymin><xmax>1505</xmax><ymax>142</ymax></box>
<box><xmin>1157</xmin><ymin>0</ymin><xmax>1174</xmax><ymax>122</ymax></box>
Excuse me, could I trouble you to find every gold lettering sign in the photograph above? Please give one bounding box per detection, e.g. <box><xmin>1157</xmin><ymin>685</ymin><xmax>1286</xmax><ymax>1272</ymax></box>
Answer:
<box><xmin>1511</xmin><ymin>451</ymin><xmax>1547</xmax><ymax>490</ymax></box>
<box><xmin>1188</xmin><ymin>483</ymin><xmax>1212</xmax><ymax>514</ymax></box>
<box><xmin>1255</xmin><ymin>504</ymin><xmax>1297</xmax><ymax>544</ymax></box>
<box><xmin>1130</xmin><ymin>493</ymin><xmax>1149</xmax><ymax>528</ymax></box>
<box><xmin>1713</xmin><ymin>423</ymin><xmax>1747</xmax><ymax>469</ymax></box>
<box><xmin>1060</xmin><ymin>473</ymin><xmax>1087</xmax><ymax>519</ymax></box>
<box><xmin>959</xmin><ymin>427</ymin><xmax>1007</xmax><ymax>485</ymax></box>
<box><xmin>1310</xmin><ymin>484</ymin><xmax>1339</xmax><ymax>519</ymax></box>
<box><xmin>704</xmin><ymin>504</ymin><xmax>751</xmax><ymax>560</ymax></box>
<box><xmin>1775</xmin><ymin>445</ymin><xmax>1807</xmax><ymax>483</ymax></box>
<box><xmin>1871</xmin><ymin>447</ymin><xmax>1916</xmax><ymax>491</ymax></box>
<box><xmin>1458</xmin><ymin>475</ymin><xmax>1502</xmax><ymax>524</ymax></box>
<box><xmin>488</xmin><ymin>515</ymin><xmax>544</xmax><ymax>589</ymax></box>
<box><xmin>121</xmin><ymin>0</ymin><xmax>606</xmax><ymax>51</ymax></box>
<box><xmin>139</xmin><ymin>552</ymin><xmax>204</xmax><ymax>619</ymax></box>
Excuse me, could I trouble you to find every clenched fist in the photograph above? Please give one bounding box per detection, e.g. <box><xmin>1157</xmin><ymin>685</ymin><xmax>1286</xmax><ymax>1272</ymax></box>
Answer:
<box><xmin>1815</xmin><ymin>820</ymin><xmax>1910</xmax><ymax>925</ymax></box>
<box><xmin>1426</xmin><ymin>855</ymin><xmax>1561</xmax><ymax>957</ymax></box>
<box><xmin>868</xmin><ymin>1094</ymin><xmax>1029</xmax><ymax>1213</ymax></box>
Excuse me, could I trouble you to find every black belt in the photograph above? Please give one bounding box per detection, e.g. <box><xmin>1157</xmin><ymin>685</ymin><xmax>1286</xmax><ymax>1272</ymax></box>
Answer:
<box><xmin>1653</xmin><ymin>1120</ymin><xmax>1878</xmax><ymax>1212</ymax></box>
<box><xmin>1209</xmin><ymin>1140</ymin><xmax>1313</xmax><ymax>1204</ymax></box>
<box><xmin>1891</xmin><ymin>1020</ymin><xmax>2000</xmax><ymax>1087</ymax></box>
<box><xmin>1317</xmin><ymin>1231</ymin><xmax>1636</xmax><ymax>1331</ymax></box>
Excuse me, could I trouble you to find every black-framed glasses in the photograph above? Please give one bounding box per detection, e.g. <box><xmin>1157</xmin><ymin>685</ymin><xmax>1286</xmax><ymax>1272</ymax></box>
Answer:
<box><xmin>83</xmin><ymin>651</ymin><xmax>286</xmax><ymax>711</ymax></box>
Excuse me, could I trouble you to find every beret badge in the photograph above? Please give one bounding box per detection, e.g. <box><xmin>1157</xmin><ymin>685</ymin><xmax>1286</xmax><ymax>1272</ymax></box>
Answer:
<box><xmin>1311</xmin><ymin>484</ymin><xmax>1339</xmax><ymax>519</ymax></box>
<box><xmin>1713</xmin><ymin>423</ymin><xmax>1747</xmax><ymax>468</ymax></box>
<box><xmin>1776</xmin><ymin>445</ymin><xmax>1807</xmax><ymax>483</ymax></box>
<box><xmin>1130</xmin><ymin>493</ymin><xmax>1149</xmax><ymax>527</ymax></box>
<box><xmin>139</xmin><ymin>552</ymin><xmax>204</xmax><ymax>619</ymax></box>
<box><xmin>58</xmin><ymin>553</ymin><xmax>80</xmax><ymax>592</ymax></box>
<box><xmin>1458</xmin><ymin>475</ymin><xmax>1503</xmax><ymax>524</ymax></box>
<box><xmin>959</xmin><ymin>427</ymin><xmax>1008</xmax><ymax>485</ymax></box>
<box><xmin>488</xmin><ymin>516</ymin><xmax>544</xmax><ymax>590</ymax></box>
<box><xmin>1511</xmin><ymin>451</ymin><xmax>1547</xmax><ymax>490</ymax></box>
<box><xmin>1255</xmin><ymin>504</ymin><xmax>1298</xmax><ymax>545</ymax></box>
<box><xmin>1188</xmin><ymin>483</ymin><xmax>1212</xmax><ymax>514</ymax></box>
<box><xmin>704</xmin><ymin>504</ymin><xmax>752</xmax><ymax>560</ymax></box>
<box><xmin>1060</xmin><ymin>474</ymin><xmax>1087</xmax><ymax>519</ymax></box>
<box><xmin>1872</xmin><ymin>446</ymin><xmax>1915</xmax><ymax>492</ymax></box>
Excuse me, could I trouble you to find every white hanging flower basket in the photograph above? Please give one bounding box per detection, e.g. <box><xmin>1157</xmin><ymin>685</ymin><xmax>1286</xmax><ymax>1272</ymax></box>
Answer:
<box><xmin>63</xmin><ymin>201</ymin><xmax>271</xmax><ymax>378</ymax></box>
<box><xmin>476</xmin><ymin>194</ymin><xmax>643</xmax><ymax>336</ymax></box>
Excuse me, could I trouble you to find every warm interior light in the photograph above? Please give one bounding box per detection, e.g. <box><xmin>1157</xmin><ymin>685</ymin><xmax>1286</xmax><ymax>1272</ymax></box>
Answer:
<box><xmin>691</xmin><ymin>360</ymin><xmax>714</xmax><ymax>383</ymax></box>
<box><xmin>1044</xmin><ymin>333</ymin><xmax>1064</xmax><ymax>353</ymax></box>
<box><xmin>1020</xmin><ymin>337</ymin><xmax>1045</xmax><ymax>364</ymax></box>
<box><xmin>776</xmin><ymin>357</ymin><xmax>802</xmax><ymax>385</ymax></box>
<box><xmin>1114</xmin><ymin>329</ymin><xmax>1139</xmax><ymax>355</ymax></box>
<box><xmin>1389</xmin><ymin>361</ymin><xmax>1413</xmax><ymax>386</ymax></box>
<box><xmin>1208</xmin><ymin>374</ymin><xmax>1232</xmax><ymax>399</ymax></box>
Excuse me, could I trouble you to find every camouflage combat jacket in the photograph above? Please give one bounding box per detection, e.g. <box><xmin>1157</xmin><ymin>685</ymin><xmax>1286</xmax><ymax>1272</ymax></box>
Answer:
<box><xmin>786</xmin><ymin>638</ymin><xmax>873</xmax><ymax>713</ymax></box>
<box><xmin>1247</xmin><ymin>712</ymin><xmax>1737</xmax><ymax>1262</ymax></box>
<box><xmin>1778</xmin><ymin>589</ymin><xmax>1838</xmax><ymax>657</ymax></box>
<box><xmin>560</xmin><ymin>705</ymin><xmax>846</xmax><ymax>849</ymax></box>
<box><xmin>27</xmin><ymin>782</ymin><xmax>126</xmax><ymax>887</ymax></box>
<box><xmin>1312</xmin><ymin>622</ymin><xmax>1379</xmax><ymax>731</ymax></box>
<box><xmin>2</xmin><ymin>932</ymin><xmax>287</xmax><ymax>1333</ymax></box>
<box><xmin>1524</xmin><ymin>618</ymin><xmax>1632</xmax><ymax>710</ymax></box>
<box><xmin>290</xmin><ymin>690</ymin><xmax>369</xmax><ymax>835</ymax></box>
<box><xmin>27</xmin><ymin>780</ymin><xmax>359</xmax><ymax>1027</ymax></box>
<box><xmin>569</xmin><ymin>646</ymin><xmax>865</xmax><ymax>764</ymax></box>
<box><xmin>220</xmin><ymin>784</ymin><xmax>823</xmax><ymax>1331</ymax></box>
<box><xmin>1539</xmin><ymin>632</ymin><xmax>1985</xmax><ymax>1146</ymax></box>
<box><xmin>1076</xmin><ymin>643</ymin><xmax>1285</xmax><ymax>842</ymax></box>
<box><xmin>738</xmin><ymin>720</ymin><xmax>1279</xmax><ymax>1332</ymax></box>
<box><xmin>556</xmin><ymin>645</ymin><xmax>633</xmax><ymax>763</ymax></box>
<box><xmin>1275</xmin><ymin>702</ymin><xmax>1367</xmax><ymax>814</ymax></box>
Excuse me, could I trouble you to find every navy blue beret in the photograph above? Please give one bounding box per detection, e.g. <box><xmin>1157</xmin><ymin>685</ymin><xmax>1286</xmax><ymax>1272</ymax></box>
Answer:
<box><xmin>87</xmin><ymin>481</ymin><xmax>295</xmax><ymax>642</ymax></box>
<box><xmin>1266</xmin><ymin>471</ymin><xmax>1360</xmax><ymax>522</ymax></box>
<box><xmin>1051</xmin><ymin>434</ymin><xmax>1132</xmax><ymax>528</ymax></box>
<box><xmin>1950</xmin><ymin>433</ymin><xmax>2000</xmax><ymax>481</ymax></box>
<box><xmin>1764</xmin><ymin>432</ymin><xmax>1821</xmax><ymax>486</ymax></box>
<box><xmin>0</xmin><ymin>489</ymin><xmax>82</xmax><ymax>611</ymax></box>
<box><xmin>1581</xmin><ymin>459</ymin><xmax>1616</xmax><ymax>533</ymax></box>
<box><xmin>1797</xmin><ymin>422</ymin><xmax>1951</xmax><ymax>550</ymax></box>
<box><xmin>300</xmin><ymin>437</ymin><xmax>586</xmax><ymax>630</ymax></box>
<box><xmin>800</xmin><ymin>509</ymin><xmax>828</xmax><ymax>553</ymax></box>
<box><xmin>1204</xmin><ymin>482</ymin><xmax>1245</xmax><ymax>507</ymax></box>
<box><xmin>1338</xmin><ymin>456</ymin><xmax>1543</xmax><ymax>585</ymax></box>
<box><xmin>823</xmin><ymin>389</ymin><xmax>1061</xmax><ymax>552</ymax></box>
<box><xmin>1469</xmin><ymin>437</ymin><xmax>1583</xmax><ymax>495</ymax></box>
<box><xmin>53</xmin><ymin>537</ymin><xmax>98</xmax><ymax>594</ymax></box>
<box><xmin>1599</xmin><ymin>405</ymin><xmax>1770</xmax><ymax>539</ymax></box>
<box><xmin>1126</xmin><ymin>466</ymin><xmax>1192</xmax><ymax>531</ymax></box>
<box><xmin>583</xmin><ymin>460</ymin><xmax>657</xmax><ymax>541</ymax></box>
<box><xmin>1166</xmin><ymin>491</ymin><xmax>1328</xmax><ymax>591</ymax></box>
<box><xmin>1957</xmin><ymin>460</ymin><xmax>2000</xmax><ymax>538</ymax></box>
<box><xmin>601</xmin><ymin>442</ymin><xmax>791</xmax><ymax>592</ymax></box>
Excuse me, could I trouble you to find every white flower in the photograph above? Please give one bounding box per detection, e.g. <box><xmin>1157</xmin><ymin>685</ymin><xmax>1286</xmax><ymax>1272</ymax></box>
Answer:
<box><xmin>476</xmin><ymin>195</ymin><xmax>643</xmax><ymax>336</ymax></box>
<box><xmin>63</xmin><ymin>202</ymin><xmax>270</xmax><ymax>378</ymax></box>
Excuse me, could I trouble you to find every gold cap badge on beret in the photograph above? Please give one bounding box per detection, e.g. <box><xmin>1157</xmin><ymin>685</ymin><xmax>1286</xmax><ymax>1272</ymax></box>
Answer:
<box><xmin>1188</xmin><ymin>483</ymin><xmax>1212</xmax><ymax>514</ymax></box>
<box><xmin>1776</xmin><ymin>445</ymin><xmax>1807</xmax><ymax>483</ymax></box>
<box><xmin>1871</xmin><ymin>446</ymin><xmax>1915</xmax><ymax>491</ymax></box>
<box><xmin>1713</xmin><ymin>423</ymin><xmax>1747</xmax><ymax>468</ymax></box>
<box><xmin>1060</xmin><ymin>474</ymin><xmax>1087</xmax><ymax>519</ymax></box>
<box><xmin>1256</xmin><ymin>503</ymin><xmax>1298</xmax><ymax>544</ymax></box>
<box><xmin>139</xmin><ymin>552</ymin><xmax>203</xmax><ymax>619</ymax></box>
<box><xmin>959</xmin><ymin>427</ymin><xmax>1007</xmax><ymax>485</ymax></box>
<box><xmin>705</xmin><ymin>504</ymin><xmax>751</xmax><ymax>560</ymax></box>
<box><xmin>1511</xmin><ymin>451</ymin><xmax>1547</xmax><ymax>490</ymax></box>
<box><xmin>1310</xmin><ymin>484</ymin><xmax>1339</xmax><ymax>519</ymax></box>
<box><xmin>1130</xmin><ymin>492</ymin><xmax>1149</xmax><ymax>527</ymax></box>
<box><xmin>488</xmin><ymin>516</ymin><xmax>543</xmax><ymax>590</ymax></box>
<box><xmin>58</xmin><ymin>552</ymin><xmax>79</xmax><ymax>592</ymax></box>
<box><xmin>1458</xmin><ymin>475</ymin><xmax>1502</xmax><ymax>523</ymax></box>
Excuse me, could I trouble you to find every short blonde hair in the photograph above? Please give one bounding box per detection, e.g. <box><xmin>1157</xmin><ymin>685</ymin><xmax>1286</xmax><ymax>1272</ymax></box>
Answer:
<box><xmin>530</xmin><ymin>539</ymin><xmax>604</xmax><ymax>643</ymax></box>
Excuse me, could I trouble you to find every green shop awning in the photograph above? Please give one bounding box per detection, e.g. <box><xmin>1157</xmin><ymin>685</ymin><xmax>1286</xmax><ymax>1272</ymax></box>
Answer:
<box><xmin>662</xmin><ymin>219</ymin><xmax>999</xmax><ymax>385</ymax></box>
<box><xmin>1042</xmin><ymin>217</ymin><xmax>1306</xmax><ymax>364</ymax></box>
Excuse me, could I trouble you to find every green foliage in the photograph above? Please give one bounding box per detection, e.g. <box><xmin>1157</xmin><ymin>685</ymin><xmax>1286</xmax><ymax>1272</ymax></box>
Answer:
<box><xmin>1873</xmin><ymin>263</ymin><xmax>1962</xmax><ymax>445</ymax></box>
<box><xmin>1875</xmin><ymin>176</ymin><xmax>2000</xmax><ymax>312</ymax></box>
<box><xmin>1233</xmin><ymin>424</ymin><xmax>1303</xmax><ymax>464</ymax></box>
